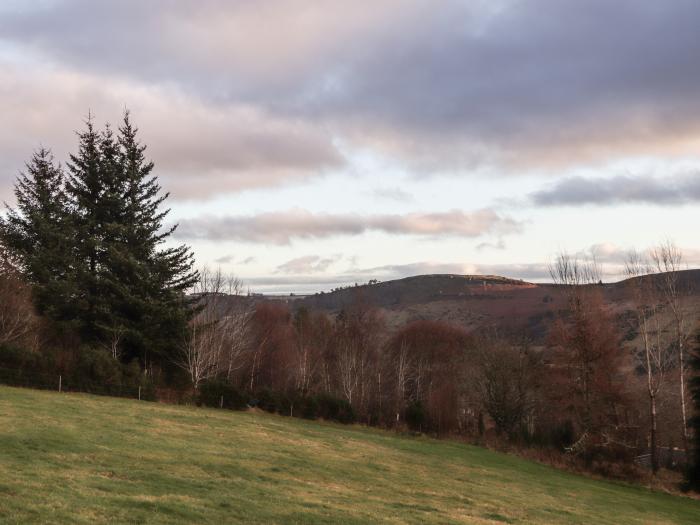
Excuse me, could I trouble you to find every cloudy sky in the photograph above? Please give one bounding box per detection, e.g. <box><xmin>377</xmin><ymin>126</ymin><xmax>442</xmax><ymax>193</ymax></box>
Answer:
<box><xmin>1</xmin><ymin>1</ymin><xmax>699</xmax><ymax>293</ymax></box>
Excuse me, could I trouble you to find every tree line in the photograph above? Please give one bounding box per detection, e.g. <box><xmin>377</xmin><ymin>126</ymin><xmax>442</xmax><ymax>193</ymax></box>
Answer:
<box><xmin>0</xmin><ymin>113</ymin><xmax>698</xmax><ymax>489</ymax></box>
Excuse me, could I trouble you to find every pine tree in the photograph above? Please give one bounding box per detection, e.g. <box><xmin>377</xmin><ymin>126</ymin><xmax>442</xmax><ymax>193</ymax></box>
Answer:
<box><xmin>4</xmin><ymin>112</ymin><xmax>198</xmax><ymax>369</ymax></box>
<box><xmin>63</xmin><ymin>112</ymin><xmax>198</xmax><ymax>363</ymax></box>
<box><xmin>114</xmin><ymin>112</ymin><xmax>198</xmax><ymax>365</ymax></box>
<box><xmin>65</xmin><ymin>116</ymin><xmax>111</xmax><ymax>342</ymax></box>
<box><xmin>0</xmin><ymin>148</ymin><xmax>75</xmax><ymax>321</ymax></box>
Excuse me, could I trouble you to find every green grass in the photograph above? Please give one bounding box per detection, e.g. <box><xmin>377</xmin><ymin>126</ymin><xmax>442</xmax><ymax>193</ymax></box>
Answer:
<box><xmin>0</xmin><ymin>386</ymin><xmax>698</xmax><ymax>524</ymax></box>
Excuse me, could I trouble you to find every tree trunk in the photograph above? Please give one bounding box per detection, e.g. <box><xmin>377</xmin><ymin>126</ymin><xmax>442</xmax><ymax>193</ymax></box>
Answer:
<box><xmin>650</xmin><ymin>392</ymin><xmax>659</xmax><ymax>474</ymax></box>
<box><xmin>678</xmin><ymin>330</ymin><xmax>689</xmax><ymax>453</ymax></box>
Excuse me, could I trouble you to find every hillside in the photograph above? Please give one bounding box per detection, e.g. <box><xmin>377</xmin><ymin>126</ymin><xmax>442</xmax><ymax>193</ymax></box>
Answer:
<box><xmin>1</xmin><ymin>386</ymin><xmax>699</xmax><ymax>524</ymax></box>
<box><xmin>296</xmin><ymin>270</ymin><xmax>700</xmax><ymax>337</ymax></box>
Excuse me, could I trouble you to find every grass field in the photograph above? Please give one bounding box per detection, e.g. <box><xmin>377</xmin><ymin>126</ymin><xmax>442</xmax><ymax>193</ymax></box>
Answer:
<box><xmin>1</xmin><ymin>386</ymin><xmax>699</xmax><ymax>524</ymax></box>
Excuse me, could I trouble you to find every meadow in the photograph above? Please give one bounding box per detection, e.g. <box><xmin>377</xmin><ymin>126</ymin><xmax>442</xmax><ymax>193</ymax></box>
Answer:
<box><xmin>1</xmin><ymin>385</ymin><xmax>699</xmax><ymax>524</ymax></box>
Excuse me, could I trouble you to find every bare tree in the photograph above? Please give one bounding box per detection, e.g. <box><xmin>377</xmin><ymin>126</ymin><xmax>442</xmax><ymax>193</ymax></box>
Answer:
<box><xmin>337</xmin><ymin>336</ymin><xmax>360</xmax><ymax>404</ymax></box>
<box><xmin>477</xmin><ymin>332</ymin><xmax>537</xmax><ymax>438</ymax></box>
<box><xmin>650</xmin><ymin>240</ymin><xmax>691</xmax><ymax>452</ymax></box>
<box><xmin>177</xmin><ymin>267</ymin><xmax>252</xmax><ymax>390</ymax></box>
<box><xmin>292</xmin><ymin>307</ymin><xmax>317</xmax><ymax>395</ymax></box>
<box><xmin>394</xmin><ymin>339</ymin><xmax>412</xmax><ymax>427</ymax></box>
<box><xmin>626</xmin><ymin>251</ymin><xmax>673</xmax><ymax>473</ymax></box>
<box><xmin>548</xmin><ymin>253</ymin><xmax>600</xmax><ymax>445</ymax></box>
<box><xmin>548</xmin><ymin>252</ymin><xmax>625</xmax><ymax>464</ymax></box>
<box><xmin>0</xmin><ymin>255</ymin><xmax>36</xmax><ymax>347</ymax></box>
<box><xmin>100</xmin><ymin>320</ymin><xmax>126</xmax><ymax>360</ymax></box>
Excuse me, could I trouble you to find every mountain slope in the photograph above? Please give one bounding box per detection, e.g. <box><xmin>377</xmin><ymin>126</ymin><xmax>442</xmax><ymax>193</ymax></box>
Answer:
<box><xmin>297</xmin><ymin>270</ymin><xmax>700</xmax><ymax>337</ymax></box>
<box><xmin>1</xmin><ymin>385</ymin><xmax>698</xmax><ymax>524</ymax></box>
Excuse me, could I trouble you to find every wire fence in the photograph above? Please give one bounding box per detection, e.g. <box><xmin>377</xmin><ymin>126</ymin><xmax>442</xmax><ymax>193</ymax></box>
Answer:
<box><xmin>0</xmin><ymin>365</ymin><xmax>155</xmax><ymax>401</ymax></box>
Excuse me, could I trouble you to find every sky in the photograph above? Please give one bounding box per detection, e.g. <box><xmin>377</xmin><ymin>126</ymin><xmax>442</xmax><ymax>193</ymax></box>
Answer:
<box><xmin>1</xmin><ymin>0</ymin><xmax>699</xmax><ymax>293</ymax></box>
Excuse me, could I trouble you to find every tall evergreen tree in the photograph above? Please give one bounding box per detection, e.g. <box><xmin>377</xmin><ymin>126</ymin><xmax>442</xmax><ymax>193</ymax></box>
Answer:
<box><xmin>65</xmin><ymin>116</ymin><xmax>111</xmax><ymax>342</ymax></box>
<box><xmin>113</xmin><ymin>112</ymin><xmax>198</xmax><ymax>365</ymax></box>
<box><xmin>65</xmin><ymin>113</ymin><xmax>198</xmax><ymax>363</ymax></box>
<box><xmin>4</xmin><ymin>112</ymin><xmax>198</xmax><ymax>369</ymax></box>
<box><xmin>0</xmin><ymin>148</ymin><xmax>75</xmax><ymax>321</ymax></box>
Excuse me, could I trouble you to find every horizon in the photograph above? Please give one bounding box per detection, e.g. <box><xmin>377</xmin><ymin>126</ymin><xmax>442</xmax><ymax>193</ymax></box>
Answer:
<box><xmin>1</xmin><ymin>1</ymin><xmax>699</xmax><ymax>292</ymax></box>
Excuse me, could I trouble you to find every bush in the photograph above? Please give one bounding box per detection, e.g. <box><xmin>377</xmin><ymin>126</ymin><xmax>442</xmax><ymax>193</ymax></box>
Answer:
<box><xmin>300</xmin><ymin>395</ymin><xmax>320</xmax><ymax>420</ymax></box>
<box><xmin>197</xmin><ymin>379</ymin><xmax>247</xmax><ymax>410</ymax></box>
<box><xmin>69</xmin><ymin>346</ymin><xmax>123</xmax><ymax>394</ymax></box>
<box><xmin>405</xmin><ymin>400</ymin><xmax>427</xmax><ymax>431</ymax></box>
<box><xmin>256</xmin><ymin>388</ymin><xmax>283</xmax><ymax>413</ymax></box>
<box><xmin>314</xmin><ymin>393</ymin><xmax>355</xmax><ymax>424</ymax></box>
<box><xmin>0</xmin><ymin>344</ymin><xmax>54</xmax><ymax>388</ymax></box>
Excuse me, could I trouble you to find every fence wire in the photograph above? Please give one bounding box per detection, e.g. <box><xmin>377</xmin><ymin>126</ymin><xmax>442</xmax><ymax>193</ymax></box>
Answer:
<box><xmin>0</xmin><ymin>365</ymin><xmax>152</xmax><ymax>400</ymax></box>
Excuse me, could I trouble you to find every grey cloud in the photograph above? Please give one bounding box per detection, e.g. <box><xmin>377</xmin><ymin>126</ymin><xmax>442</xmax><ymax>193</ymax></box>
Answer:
<box><xmin>531</xmin><ymin>173</ymin><xmax>700</xmax><ymax>206</ymax></box>
<box><xmin>372</xmin><ymin>187</ymin><xmax>414</xmax><ymax>202</ymax></box>
<box><xmin>213</xmin><ymin>254</ymin><xmax>256</xmax><ymax>265</ymax></box>
<box><xmin>275</xmin><ymin>255</ymin><xmax>340</xmax><ymax>274</ymax></box>
<box><xmin>174</xmin><ymin>208</ymin><xmax>521</xmax><ymax>244</ymax></box>
<box><xmin>476</xmin><ymin>239</ymin><xmax>506</xmax><ymax>251</ymax></box>
<box><xmin>3</xmin><ymin>1</ymin><xmax>700</xmax><ymax>170</ymax></box>
<box><xmin>0</xmin><ymin>63</ymin><xmax>342</xmax><ymax>200</ymax></box>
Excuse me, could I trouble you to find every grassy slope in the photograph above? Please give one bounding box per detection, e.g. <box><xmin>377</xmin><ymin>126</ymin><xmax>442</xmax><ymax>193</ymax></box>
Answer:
<box><xmin>0</xmin><ymin>387</ymin><xmax>698</xmax><ymax>524</ymax></box>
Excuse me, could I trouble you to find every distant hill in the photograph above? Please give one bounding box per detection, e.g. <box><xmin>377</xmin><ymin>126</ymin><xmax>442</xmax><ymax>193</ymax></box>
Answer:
<box><xmin>295</xmin><ymin>270</ymin><xmax>700</xmax><ymax>339</ymax></box>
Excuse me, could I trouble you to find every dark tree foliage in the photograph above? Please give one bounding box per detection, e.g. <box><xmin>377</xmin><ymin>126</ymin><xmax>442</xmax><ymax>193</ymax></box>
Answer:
<box><xmin>0</xmin><ymin>148</ymin><xmax>75</xmax><ymax>322</ymax></box>
<box><xmin>3</xmin><ymin>112</ymin><xmax>198</xmax><ymax>368</ymax></box>
<box><xmin>686</xmin><ymin>330</ymin><xmax>700</xmax><ymax>491</ymax></box>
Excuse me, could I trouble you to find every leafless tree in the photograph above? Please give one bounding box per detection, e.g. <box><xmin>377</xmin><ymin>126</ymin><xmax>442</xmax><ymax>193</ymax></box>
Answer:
<box><xmin>177</xmin><ymin>267</ymin><xmax>253</xmax><ymax>390</ymax></box>
<box><xmin>0</xmin><ymin>255</ymin><xmax>36</xmax><ymax>347</ymax></box>
<box><xmin>626</xmin><ymin>251</ymin><xmax>673</xmax><ymax>473</ymax></box>
<box><xmin>650</xmin><ymin>240</ymin><xmax>691</xmax><ymax>452</ymax></box>
<box><xmin>100</xmin><ymin>320</ymin><xmax>126</xmax><ymax>360</ymax></box>
<box><xmin>477</xmin><ymin>333</ymin><xmax>536</xmax><ymax>438</ymax></box>
<box><xmin>548</xmin><ymin>252</ymin><xmax>600</xmax><ymax>444</ymax></box>
<box><xmin>394</xmin><ymin>339</ymin><xmax>412</xmax><ymax>426</ymax></box>
<box><xmin>337</xmin><ymin>336</ymin><xmax>360</xmax><ymax>404</ymax></box>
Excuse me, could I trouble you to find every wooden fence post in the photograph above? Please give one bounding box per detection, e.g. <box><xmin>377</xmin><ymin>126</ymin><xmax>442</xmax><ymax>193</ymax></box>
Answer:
<box><xmin>138</xmin><ymin>386</ymin><xmax>141</xmax><ymax>401</ymax></box>
<box><xmin>219</xmin><ymin>395</ymin><xmax>224</xmax><ymax>409</ymax></box>
<box><xmin>58</xmin><ymin>375</ymin><xmax>62</xmax><ymax>393</ymax></box>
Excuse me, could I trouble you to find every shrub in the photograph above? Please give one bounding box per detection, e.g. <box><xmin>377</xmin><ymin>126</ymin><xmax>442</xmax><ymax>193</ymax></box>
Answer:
<box><xmin>256</xmin><ymin>388</ymin><xmax>280</xmax><ymax>413</ymax></box>
<box><xmin>197</xmin><ymin>380</ymin><xmax>247</xmax><ymax>410</ymax></box>
<box><xmin>69</xmin><ymin>347</ymin><xmax>123</xmax><ymax>394</ymax></box>
<box><xmin>314</xmin><ymin>393</ymin><xmax>355</xmax><ymax>424</ymax></box>
<box><xmin>405</xmin><ymin>400</ymin><xmax>427</xmax><ymax>431</ymax></box>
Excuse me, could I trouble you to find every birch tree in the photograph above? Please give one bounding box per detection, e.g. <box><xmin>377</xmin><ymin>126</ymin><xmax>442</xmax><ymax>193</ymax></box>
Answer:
<box><xmin>625</xmin><ymin>251</ymin><xmax>672</xmax><ymax>473</ymax></box>
<box><xmin>650</xmin><ymin>240</ymin><xmax>691</xmax><ymax>452</ymax></box>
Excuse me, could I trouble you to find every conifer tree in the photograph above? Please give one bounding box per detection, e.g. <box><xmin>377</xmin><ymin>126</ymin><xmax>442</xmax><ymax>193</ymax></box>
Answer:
<box><xmin>4</xmin><ymin>112</ymin><xmax>198</xmax><ymax>368</ymax></box>
<box><xmin>63</xmin><ymin>113</ymin><xmax>198</xmax><ymax>363</ymax></box>
<box><xmin>113</xmin><ymin>112</ymin><xmax>198</xmax><ymax>365</ymax></box>
<box><xmin>0</xmin><ymin>148</ymin><xmax>75</xmax><ymax>321</ymax></box>
<box><xmin>65</xmin><ymin>116</ymin><xmax>110</xmax><ymax>342</ymax></box>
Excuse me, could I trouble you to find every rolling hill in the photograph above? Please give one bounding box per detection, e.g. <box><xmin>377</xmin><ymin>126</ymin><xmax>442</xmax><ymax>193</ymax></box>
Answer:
<box><xmin>1</xmin><ymin>385</ymin><xmax>699</xmax><ymax>524</ymax></box>
<box><xmin>296</xmin><ymin>270</ymin><xmax>700</xmax><ymax>339</ymax></box>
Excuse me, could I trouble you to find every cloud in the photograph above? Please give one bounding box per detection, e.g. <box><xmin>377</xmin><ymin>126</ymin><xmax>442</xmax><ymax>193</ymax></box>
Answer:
<box><xmin>174</xmin><ymin>208</ymin><xmax>521</xmax><ymax>244</ymax></box>
<box><xmin>531</xmin><ymin>173</ymin><xmax>700</xmax><ymax>206</ymax></box>
<box><xmin>372</xmin><ymin>187</ymin><xmax>414</xmax><ymax>202</ymax></box>
<box><xmin>275</xmin><ymin>255</ymin><xmax>341</xmax><ymax>274</ymax></box>
<box><xmin>476</xmin><ymin>239</ymin><xmax>506</xmax><ymax>251</ymax></box>
<box><xmin>0</xmin><ymin>61</ymin><xmax>342</xmax><ymax>201</ymax></box>
<box><xmin>214</xmin><ymin>254</ymin><xmax>257</xmax><ymax>265</ymax></box>
<box><xmin>3</xmin><ymin>1</ymin><xmax>700</xmax><ymax>173</ymax></box>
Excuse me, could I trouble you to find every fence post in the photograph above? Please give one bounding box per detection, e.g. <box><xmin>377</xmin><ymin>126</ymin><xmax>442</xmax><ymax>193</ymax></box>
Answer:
<box><xmin>58</xmin><ymin>375</ymin><xmax>62</xmax><ymax>393</ymax></box>
<box><xmin>138</xmin><ymin>386</ymin><xmax>141</xmax><ymax>401</ymax></box>
<box><xmin>219</xmin><ymin>395</ymin><xmax>224</xmax><ymax>409</ymax></box>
